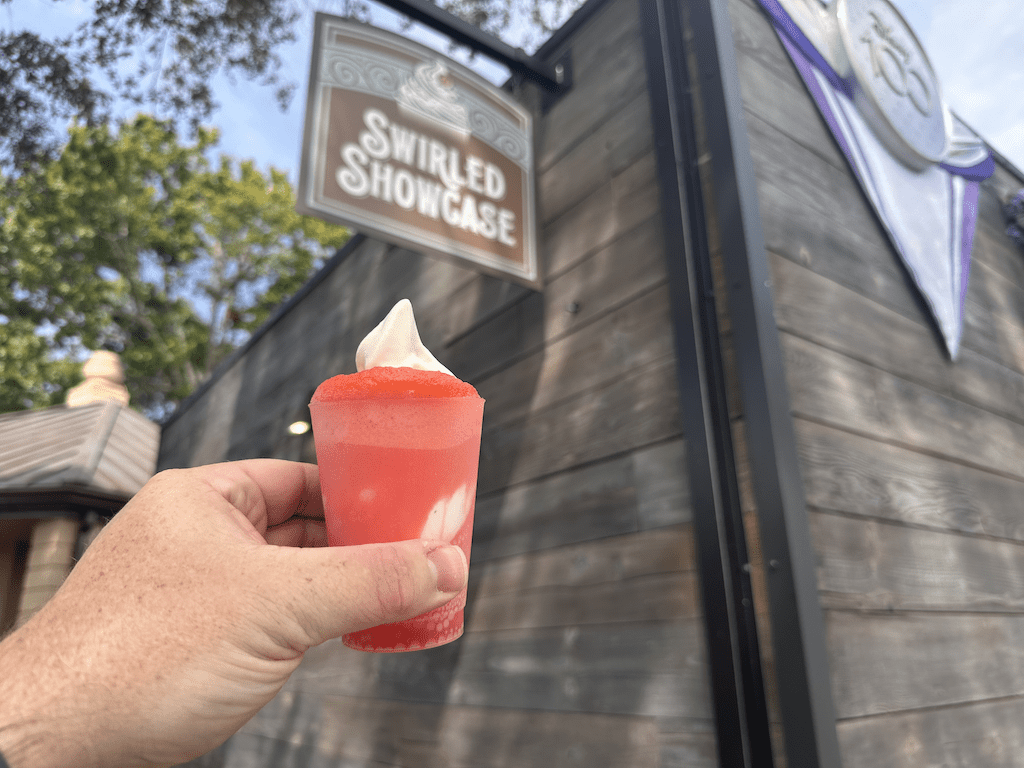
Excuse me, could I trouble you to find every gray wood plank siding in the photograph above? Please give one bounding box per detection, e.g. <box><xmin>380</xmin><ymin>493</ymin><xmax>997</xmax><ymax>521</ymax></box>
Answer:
<box><xmin>725</xmin><ymin>0</ymin><xmax>1024</xmax><ymax>764</ymax></box>
<box><xmin>160</xmin><ymin>0</ymin><xmax>716</xmax><ymax>764</ymax></box>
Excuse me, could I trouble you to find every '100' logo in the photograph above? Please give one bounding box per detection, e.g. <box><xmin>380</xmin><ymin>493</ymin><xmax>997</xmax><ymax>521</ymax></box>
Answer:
<box><xmin>860</xmin><ymin>10</ymin><xmax>933</xmax><ymax>117</ymax></box>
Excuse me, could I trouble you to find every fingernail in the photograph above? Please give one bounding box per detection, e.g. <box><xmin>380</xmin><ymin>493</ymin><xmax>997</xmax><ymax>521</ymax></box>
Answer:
<box><xmin>425</xmin><ymin>543</ymin><xmax>468</xmax><ymax>593</ymax></box>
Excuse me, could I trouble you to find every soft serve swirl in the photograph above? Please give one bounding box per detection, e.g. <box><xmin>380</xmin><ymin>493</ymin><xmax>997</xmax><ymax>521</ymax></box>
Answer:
<box><xmin>355</xmin><ymin>299</ymin><xmax>454</xmax><ymax>376</ymax></box>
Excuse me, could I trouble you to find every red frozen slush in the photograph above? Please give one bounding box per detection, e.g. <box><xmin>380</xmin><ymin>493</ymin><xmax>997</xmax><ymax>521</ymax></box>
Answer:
<box><xmin>310</xmin><ymin>366</ymin><xmax>484</xmax><ymax>651</ymax></box>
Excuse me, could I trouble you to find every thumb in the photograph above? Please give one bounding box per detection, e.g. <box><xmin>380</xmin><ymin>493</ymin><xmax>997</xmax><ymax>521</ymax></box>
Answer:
<box><xmin>261</xmin><ymin>539</ymin><xmax>468</xmax><ymax>649</ymax></box>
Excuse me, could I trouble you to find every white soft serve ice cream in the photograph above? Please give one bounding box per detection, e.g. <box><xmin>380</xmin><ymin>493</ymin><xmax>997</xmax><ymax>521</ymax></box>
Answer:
<box><xmin>355</xmin><ymin>298</ymin><xmax>454</xmax><ymax>376</ymax></box>
<box><xmin>353</xmin><ymin>299</ymin><xmax>469</xmax><ymax>541</ymax></box>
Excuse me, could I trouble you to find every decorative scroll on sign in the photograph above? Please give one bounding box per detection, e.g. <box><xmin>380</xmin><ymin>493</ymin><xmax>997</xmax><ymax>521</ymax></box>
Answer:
<box><xmin>756</xmin><ymin>0</ymin><xmax>994</xmax><ymax>358</ymax></box>
<box><xmin>298</xmin><ymin>15</ymin><xmax>538</xmax><ymax>288</ymax></box>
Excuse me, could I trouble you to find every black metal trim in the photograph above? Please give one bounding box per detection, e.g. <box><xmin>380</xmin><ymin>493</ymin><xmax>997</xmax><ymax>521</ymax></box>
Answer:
<box><xmin>370</xmin><ymin>0</ymin><xmax>570</xmax><ymax>92</ymax></box>
<box><xmin>681</xmin><ymin>0</ymin><xmax>844</xmax><ymax>766</ymax></box>
<box><xmin>638</xmin><ymin>0</ymin><xmax>774</xmax><ymax>765</ymax></box>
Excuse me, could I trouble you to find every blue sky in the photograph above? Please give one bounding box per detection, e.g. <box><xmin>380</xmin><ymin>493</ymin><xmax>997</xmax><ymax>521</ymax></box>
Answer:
<box><xmin>5</xmin><ymin>0</ymin><xmax>1023</xmax><ymax>181</ymax></box>
<box><xmin>894</xmin><ymin>0</ymin><xmax>1024</xmax><ymax>173</ymax></box>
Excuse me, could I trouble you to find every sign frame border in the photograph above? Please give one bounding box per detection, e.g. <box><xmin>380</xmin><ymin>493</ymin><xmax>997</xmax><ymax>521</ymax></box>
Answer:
<box><xmin>297</xmin><ymin>13</ymin><xmax>541</xmax><ymax>290</ymax></box>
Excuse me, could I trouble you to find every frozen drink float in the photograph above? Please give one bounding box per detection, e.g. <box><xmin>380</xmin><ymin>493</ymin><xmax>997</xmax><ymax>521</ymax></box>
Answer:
<box><xmin>309</xmin><ymin>299</ymin><xmax>484</xmax><ymax>652</ymax></box>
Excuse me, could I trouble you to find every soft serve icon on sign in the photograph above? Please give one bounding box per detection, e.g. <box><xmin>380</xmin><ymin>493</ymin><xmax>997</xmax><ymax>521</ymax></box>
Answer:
<box><xmin>397</xmin><ymin>60</ymin><xmax>471</xmax><ymax>137</ymax></box>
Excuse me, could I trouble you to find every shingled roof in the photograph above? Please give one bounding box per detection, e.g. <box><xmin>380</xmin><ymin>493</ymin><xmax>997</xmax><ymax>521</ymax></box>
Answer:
<box><xmin>0</xmin><ymin>401</ymin><xmax>160</xmax><ymax>504</ymax></box>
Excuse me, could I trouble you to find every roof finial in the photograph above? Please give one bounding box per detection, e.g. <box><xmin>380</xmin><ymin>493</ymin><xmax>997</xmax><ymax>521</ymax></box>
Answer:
<box><xmin>65</xmin><ymin>351</ymin><xmax>130</xmax><ymax>408</ymax></box>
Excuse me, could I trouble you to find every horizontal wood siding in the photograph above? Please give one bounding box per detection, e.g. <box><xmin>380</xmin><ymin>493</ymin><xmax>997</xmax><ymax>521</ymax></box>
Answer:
<box><xmin>726</xmin><ymin>0</ymin><xmax>1024</xmax><ymax>764</ymax></box>
<box><xmin>162</xmin><ymin>0</ymin><xmax>714</xmax><ymax>764</ymax></box>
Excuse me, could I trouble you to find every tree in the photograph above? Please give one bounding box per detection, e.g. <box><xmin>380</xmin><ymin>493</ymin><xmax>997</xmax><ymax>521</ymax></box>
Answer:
<box><xmin>0</xmin><ymin>115</ymin><xmax>348</xmax><ymax>417</ymax></box>
<box><xmin>0</xmin><ymin>0</ymin><xmax>580</xmax><ymax>175</ymax></box>
<box><xmin>0</xmin><ymin>0</ymin><xmax>298</xmax><ymax>174</ymax></box>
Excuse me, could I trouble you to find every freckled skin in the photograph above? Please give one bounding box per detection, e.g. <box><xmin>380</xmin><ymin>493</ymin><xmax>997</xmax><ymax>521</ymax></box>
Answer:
<box><xmin>0</xmin><ymin>460</ymin><xmax>468</xmax><ymax>768</ymax></box>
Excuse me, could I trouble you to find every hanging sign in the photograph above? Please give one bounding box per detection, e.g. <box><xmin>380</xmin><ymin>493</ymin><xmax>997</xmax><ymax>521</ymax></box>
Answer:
<box><xmin>756</xmin><ymin>0</ymin><xmax>994</xmax><ymax>358</ymax></box>
<box><xmin>298</xmin><ymin>14</ymin><xmax>538</xmax><ymax>288</ymax></box>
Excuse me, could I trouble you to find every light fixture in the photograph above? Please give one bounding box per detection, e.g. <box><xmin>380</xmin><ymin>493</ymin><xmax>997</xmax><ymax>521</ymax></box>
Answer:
<box><xmin>288</xmin><ymin>421</ymin><xmax>310</xmax><ymax>435</ymax></box>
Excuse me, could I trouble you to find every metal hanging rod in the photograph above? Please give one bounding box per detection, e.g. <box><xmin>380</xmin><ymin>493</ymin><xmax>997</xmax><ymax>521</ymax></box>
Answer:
<box><xmin>371</xmin><ymin>0</ymin><xmax>571</xmax><ymax>92</ymax></box>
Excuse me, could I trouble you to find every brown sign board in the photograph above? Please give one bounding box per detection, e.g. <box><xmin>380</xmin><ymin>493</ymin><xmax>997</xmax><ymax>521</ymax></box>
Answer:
<box><xmin>298</xmin><ymin>15</ymin><xmax>538</xmax><ymax>288</ymax></box>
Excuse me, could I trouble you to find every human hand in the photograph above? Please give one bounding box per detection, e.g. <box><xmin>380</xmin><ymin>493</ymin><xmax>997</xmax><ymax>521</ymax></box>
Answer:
<box><xmin>0</xmin><ymin>460</ymin><xmax>468</xmax><ymax>768</ymax></box>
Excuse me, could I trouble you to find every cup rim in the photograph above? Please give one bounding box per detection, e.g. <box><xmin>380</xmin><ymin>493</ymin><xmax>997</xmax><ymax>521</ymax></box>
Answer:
<box><xmin>309</xmin><ymin>395</ymin><xmax>484</xmax><ymax>405</ymax></box>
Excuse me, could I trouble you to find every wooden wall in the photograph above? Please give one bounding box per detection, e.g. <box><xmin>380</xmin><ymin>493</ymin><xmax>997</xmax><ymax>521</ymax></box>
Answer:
<box><xmin>160</xmin><ymin>0</ymin><xmax>719</xmax><ymax>764</ymax></box>
<box><xmin>724</xmin><ymin>0</ymin><xmax>1024</xmax><ymax>764</ymax></box>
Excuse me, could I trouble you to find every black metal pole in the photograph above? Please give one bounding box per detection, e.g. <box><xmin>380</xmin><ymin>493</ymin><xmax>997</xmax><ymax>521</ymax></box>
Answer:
<box><xmin>370</xmin><ymin>0</ymin><xmax>569</xmax><ymax>92</ymax></box>
<box><xmin>638</xmin><ymin>0</ymin><xmax>775</xmax><ymax>765</ymax></box>
<box><xmin>679</xmin><ymin>0</ymin><xmax>845</xmax><ymax>766</ymax></box>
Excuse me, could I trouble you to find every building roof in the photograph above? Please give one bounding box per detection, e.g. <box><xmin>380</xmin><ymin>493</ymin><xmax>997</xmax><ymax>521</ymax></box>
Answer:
<box><xmin>0</xmin><ymin>402</ymin><xmax>160</xmax><ymax>500</ymax></box>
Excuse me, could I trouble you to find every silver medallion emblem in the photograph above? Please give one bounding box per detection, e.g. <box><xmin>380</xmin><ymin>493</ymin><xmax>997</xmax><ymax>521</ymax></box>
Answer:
<box><xmin>837</xmin><ymin>0</ymin><xmax>947</xmax><ymax>168</ymax></box>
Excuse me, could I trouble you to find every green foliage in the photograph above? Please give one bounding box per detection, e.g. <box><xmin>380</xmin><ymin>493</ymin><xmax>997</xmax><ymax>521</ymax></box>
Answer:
<box><xmin>0</xmin><ymin>115</ymin><xmax>348</xmax><ymax>417</ymax></box>
<box><xmin>0</xmin><ymin>0</ymin><xmax>297</xmax><ymax>174</ymax></box>
<box><xmin>0</xmin><ymin>0</ymin><xmax>583</xmax><ymax>174</ymax></box>
<box><xmin>0</xmin><ymin>316</ymin><xmax>82</xmax><ymax>411</ymax></box>
<box><xmin>0</xmin><ymin>0</ymin><xmax>583</xmax><ymax>416</ymax></box>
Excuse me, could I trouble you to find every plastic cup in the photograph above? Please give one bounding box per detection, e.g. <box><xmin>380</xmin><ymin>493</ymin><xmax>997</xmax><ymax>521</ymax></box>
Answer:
<box><xmin>309</xmin><ymin>393</ymin><xmax>484</xmax><ymax>652</ymax></box>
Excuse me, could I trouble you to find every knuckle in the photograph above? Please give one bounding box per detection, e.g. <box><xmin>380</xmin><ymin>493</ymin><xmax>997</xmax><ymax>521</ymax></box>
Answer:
<box><xmin>149</xmin><ymin>467</ymin><xmax>186</xmax><ymax>486</ymax></box>
<box><xmin>139</xmin><ymin>468</ymin><xmax>189</xmax><ymax>503</ymax></box>
<box><xmin>368</xmin><ymin>547</ymin><xmax>419</xmax><ymax>621</ymax></box>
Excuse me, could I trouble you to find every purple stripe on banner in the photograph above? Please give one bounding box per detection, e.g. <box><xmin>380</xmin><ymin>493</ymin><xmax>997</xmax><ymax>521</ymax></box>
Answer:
<box><xmin>777</xmin><ymin>33</ymin><xmax>860</xmax><ymax>178</ymax></box>
<box><xmin>782</xmin><ymin>29</ymin><xmax>909</xmax><ymax>257</ymax></box>
<box><xmin>959</xmin><ymin>180</ymin><xmax>979</xmax><ymax>309</ymax></box>
<box><xmin>757</xmin><ymin>0</ymin><xmax>993</xmax><ymax>183</ymax></box>
<box><xmin>755</xmin><ymin>0</ymin><xmax>854</xmax><ymax>97</ymax></box>
<box><xmin>942</xmin><ymin>156</ymin><xmax>996</xmax><ymax>182</ymax></box>
<box><xmin>948</xmin><ymin>173</ymin><xmax>959</xmax><ymax>321</ymax></box>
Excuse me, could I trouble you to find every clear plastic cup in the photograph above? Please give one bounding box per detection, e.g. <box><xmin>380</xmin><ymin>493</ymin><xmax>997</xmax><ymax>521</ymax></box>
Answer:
<box><xmin>309</xmin><ymin>394</ymin><xmax>484</xmax><ymax>651</ymax></box>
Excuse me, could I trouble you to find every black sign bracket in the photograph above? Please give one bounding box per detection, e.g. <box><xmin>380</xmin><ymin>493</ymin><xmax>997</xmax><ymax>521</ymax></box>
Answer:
<box><xmin>370</xmin><ymin>0</ymin><xmax>572</xmax><ymax>95</ymax></box>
